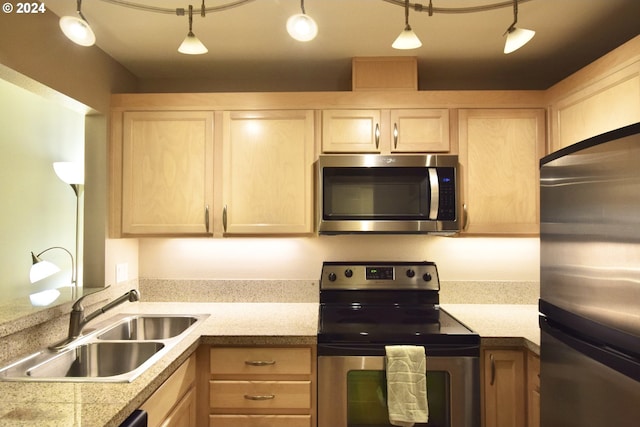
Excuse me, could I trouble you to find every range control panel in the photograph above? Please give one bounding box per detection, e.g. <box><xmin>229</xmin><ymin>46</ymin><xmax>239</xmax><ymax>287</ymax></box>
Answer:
<box><xmin>320</xmin><ymin>261</ymin><xmax>440</xmax><ymax>291</ymax></box>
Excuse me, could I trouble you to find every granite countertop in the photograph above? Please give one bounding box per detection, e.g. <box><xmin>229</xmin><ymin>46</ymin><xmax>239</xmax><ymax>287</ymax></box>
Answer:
<box><xmin>0</xmin><ymin>301</ymin><xmax>539</xmax><ymax>427</ymax></box>
<box><xmin>0</xmin><ymin>302</ymin><xmax>318</xmax><ymax>427</ymax></box>
<box><xmin>442</xmin><ymin>304</ymin><xmax>540</xmax><ymax>353</ymax></box>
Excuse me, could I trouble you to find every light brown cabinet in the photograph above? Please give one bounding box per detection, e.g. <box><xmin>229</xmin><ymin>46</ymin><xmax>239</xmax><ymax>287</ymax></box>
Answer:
<box><xmin>222</xmin><ymin>110</ymin><xmax>315</xmax><ymax>234</ymax></box>
<box><xmin>322</xmin><ymin>108</ymin><xmax>450</xmax><ymax>153</ymax></box>
<box><xmin>547</xmin><ymin>38</ymin><xmax>640</xmax><ymax>152</ymax></box>
<box><xmin>141</xmin><ymin>354</ymin><xmax>197</xmax><ymax>427</ymax></box>
<box><xmin>208</xmin><ymin>346</ymin><xmax>316</xmax><ymax>427</ymax></box>
<box><xmin>118</xmin><ymin>110</ymin><xmax>214</xmax><ymax>236</ymax></box>
<box><xmin>527</xmin><ymin>351</ymin><xmax>540</xmax><ymax>427</ymax></box>
<box><xmin>482</xmin><ymin>348</ymin><xmax>526</xmax><ymax>427</ymax></box>
<box><xmin>458</xmin><ymin>109</ymin><xmax>546</xmax><ymax>235</ymax></box>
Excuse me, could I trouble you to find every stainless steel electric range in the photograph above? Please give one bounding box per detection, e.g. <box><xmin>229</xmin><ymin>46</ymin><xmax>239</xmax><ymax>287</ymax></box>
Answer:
<box><xmin>317</xmin><ymin>261</ymin><xmax>480</xmax><ymax>427</ymax></box>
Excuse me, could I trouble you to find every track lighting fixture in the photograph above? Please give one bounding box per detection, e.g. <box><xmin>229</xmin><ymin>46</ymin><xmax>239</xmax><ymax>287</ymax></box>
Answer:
<box><xmin>503</xmin><ymin>0</ymin><xmax>535</xmax><ymax>54</ymax></box>
<box><xmin>392</xmin><ymin>0</ymin><xmax>422</xmax><ymax>50</ymax></box>
<box><xmin>178</xmin><ymin>4</ymin><xmax>208</xmax><ymax>55</ymax></box>
<box><xmin>59</xmin><ymin>0</ymin><xmax>95</xmax><ymax>47</ymax></box>
<box><xmin>287</xmin><ymin>0</ymin><xmax>318</xmax><ymax>42</ymax></box>
<box><xmin>55</xmin><ymin>0</ymin><xmax>538</xmax><ymax>55</ymax></box>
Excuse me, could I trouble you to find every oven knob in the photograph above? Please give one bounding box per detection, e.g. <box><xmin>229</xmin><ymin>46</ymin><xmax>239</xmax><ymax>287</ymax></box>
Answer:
<box><xmin>406</xmin><ymin>269</ymin><xmax>415</xmax><ymax>278</ymax></box>
<box><xmin>423</xmin><ymin>273</ymin><xmax>432</xmax><ymax>282</ymax></box>
<box><xmin>344</xmin><ymin>269</ymin><xmax>353</xmax><ymax>278</ymax></box>
<box><xmin>328</xmin><ymin>272</ymin><xmax>337</xmax><ymax>281</ymax></box>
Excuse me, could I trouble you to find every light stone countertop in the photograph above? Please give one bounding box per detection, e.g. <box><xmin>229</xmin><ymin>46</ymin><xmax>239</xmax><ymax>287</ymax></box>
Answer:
<box><xmin>0</xmin><ymin>302</ymin><xmax>318</xmax><ymax>427</ymax></box>
<box><xmin>0</xmin><ymin>301</ymin><xmax>539</xmax><ymax>427</ymax></box>
<box><xmin>442</xmin><ymin>304</ymin><xmax>540</xmax><ymax>353</ymax></box>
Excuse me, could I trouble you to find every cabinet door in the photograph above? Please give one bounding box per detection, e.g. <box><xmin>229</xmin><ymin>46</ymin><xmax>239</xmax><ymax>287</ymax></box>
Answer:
<box><xmin>222</xmin><ymin>110</ymin><xmax>314</xmax><ymax>234</ymax></box>
<box><xmin>390</xmin><ymin>109</ymin><xmax>450</xmax><ymax>152</ymax></box>
<box><xmin>141</xmin><ymin>354</ymin><xmax>197</xmax><ymax>427</ymax></box>
<box><xmin>322</xmin><ymin>109</ymin><xmax>382</xmax><ymax>152</ymax></box>
<box><xmin>122</xmin><ymin>111</ymin><xmax>214</xmax><ymax>235</ymax></box>
<box><xmin>483</xmin><ymin>349</ymin><xmax>526</xmax><ymax>427</ymax></box>
<box><xmin>161</xmin><ymin>388</ymin><xmax>196</xmax><ymax>427</ymax></box>
<box><xmin>458</xmin><ymin>109</ymin><xmax>546</xmax><ymax>235</ymax></box>
<box><xmin>527</xmin><ymin>351</ymin><xmax>540</xmax><ymax>427</ymax></box>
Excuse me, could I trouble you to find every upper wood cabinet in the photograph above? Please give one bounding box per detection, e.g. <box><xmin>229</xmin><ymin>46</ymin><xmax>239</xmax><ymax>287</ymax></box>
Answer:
<box><xmin>221</xmin><ymin>110</ymin><xmax>315</xmax><ymax>235</ymax></box>
<box><xmin>119</xmin><ymin>111</ymin><xmax>214</xmax><ymax>236</ymax></box>
<box><xmin>322</xmin><ymin>108</ymin><xmax>450</xmax><ymax>153</ymax></box>
<box><xmin>458</xmin><ymin>109</ymin><xmax>546</xmax><ymax>235</ymax></box>
<box><xmin>547</xmin><ymin>36</ymin><xmax>640</xmax><ymax>152</ymax></box>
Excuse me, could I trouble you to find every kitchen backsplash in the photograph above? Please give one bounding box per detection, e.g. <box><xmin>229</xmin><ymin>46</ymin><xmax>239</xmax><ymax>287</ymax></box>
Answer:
<box><xmin>138</xmin><ymin>279</ymin><xmax>539</xmax><ymax>305</ymax></box>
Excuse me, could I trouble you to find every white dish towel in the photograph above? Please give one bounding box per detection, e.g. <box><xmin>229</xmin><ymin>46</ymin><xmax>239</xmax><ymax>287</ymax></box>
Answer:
<box><xmin>385</xmin><ymin>345</ymin><xmax>429</xmax><ymax>427</ymax></box>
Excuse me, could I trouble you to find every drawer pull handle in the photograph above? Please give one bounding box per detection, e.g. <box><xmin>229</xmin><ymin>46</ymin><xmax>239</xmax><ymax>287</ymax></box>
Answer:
<box><xmin>245</xmin><ymin>360</ymin><xmax>276</xmax><ymax>366</ymax></box>
<box><xmin>244</xmin><ymin>394</ymin><xmax>275</xmax><ymax>400</ymax></box>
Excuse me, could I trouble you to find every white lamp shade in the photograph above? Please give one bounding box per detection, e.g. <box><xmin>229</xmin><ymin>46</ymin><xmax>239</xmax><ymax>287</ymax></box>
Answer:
<box><xmin>59</xmin><ymin>15</ymin><xmax>96</xmax><ymax>47</ymax></box>
<box><xmin>286</xmin><ymin>14</ymin><xmax>318</xmax><ymax>42</ymax></box>
<box><xmin>53</xmin><ymin>162</ymin><xmax>84</xmax><ymax>185</ymax></box>
<box><xmin>504</xmin><ymin>27</ymin><xmax>535</xmax><ymax>54</ymax></box>
<box><xmin>30</xmin><ymin>259</ymin><xmax>61</xmax><ymax>284</ymax></box>
<box><xmin>178</xmin><ymin>32</ymin><xmax>208</xmax><ymax>55</ymax></box>
<box><xmin>392</xmin><ymin>27</ymin><xmax>422</xmax><ymax>50</ymax></box>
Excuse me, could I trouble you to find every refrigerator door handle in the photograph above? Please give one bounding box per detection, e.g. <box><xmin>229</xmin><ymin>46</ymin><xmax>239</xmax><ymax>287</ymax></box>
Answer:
<box><xmin>540</xmin><ymin>315</ymin><xmax>640</xmax><ymax>383</ymax></box>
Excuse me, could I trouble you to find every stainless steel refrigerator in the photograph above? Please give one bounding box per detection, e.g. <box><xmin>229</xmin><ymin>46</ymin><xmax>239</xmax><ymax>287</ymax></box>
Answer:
<box><xmin>539</xmin><ymin>122</ymin><xmax>640</xmax><ymax>427</ymax></box>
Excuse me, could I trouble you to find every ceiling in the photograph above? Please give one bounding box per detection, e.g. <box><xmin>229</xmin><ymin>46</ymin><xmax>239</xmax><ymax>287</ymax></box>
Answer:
<box><xmin>44</xmin><ymin>0</ymin><xmax>640</xmax><ymax>92</ymax></box>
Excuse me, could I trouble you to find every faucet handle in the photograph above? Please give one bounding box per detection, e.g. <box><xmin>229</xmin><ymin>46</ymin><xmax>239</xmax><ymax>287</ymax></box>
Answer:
<box><xmin>71</xmin><ymin>285</ymin><xmax>111</xmax><ymax>311</ymax></box>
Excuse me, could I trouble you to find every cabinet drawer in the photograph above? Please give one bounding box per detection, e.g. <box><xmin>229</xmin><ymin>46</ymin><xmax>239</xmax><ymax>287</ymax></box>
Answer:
<box><xmin>210</xmin><ymin>380</ymin><xmax>311</xmax><ymax>410</ymax></box>
<box><xmin>210</xmin><ymin>414</ymin><xmax>311</xmax><ymax>427</ymax></box>
<box><xmin>210</xmin><ymin>347</ymin><xmax>311</xmax><ymax>376</ymax></box>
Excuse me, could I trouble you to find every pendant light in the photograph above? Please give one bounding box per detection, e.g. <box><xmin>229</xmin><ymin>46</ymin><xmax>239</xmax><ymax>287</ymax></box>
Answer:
<box><xmin>286</xmin><ymin>0</ymin><xmax>318</xmax><ymax>42</ymax></box>
<box><xmin>178</xmin><ymin>4</ymin><xmax>208</xmax><ymax>55</ymax></box>
<box><xmin>503</xmin><ymin>0</ymin><xmax>535</xmax><ymax>54</ymax></box>
<box><xmin>59</xmin><ymin>0</ymin><xmax>96</xmax><ymax>47</ymax></box>
<box><xmin>392</xmin><ymin>0</ymin><xmax>422</xmax><ymax>50</ymax></box>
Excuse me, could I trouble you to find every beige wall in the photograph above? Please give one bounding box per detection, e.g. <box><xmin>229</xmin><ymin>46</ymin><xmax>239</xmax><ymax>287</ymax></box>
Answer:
<box><xmin>139</xmin><ymin>236</ymin><xmax>540</xmax><ymax>282</ymax></box>
<box><xmin>0</xmin><ymin>78</ymin><xmax>83</xmax><ymax>297</ymax></box>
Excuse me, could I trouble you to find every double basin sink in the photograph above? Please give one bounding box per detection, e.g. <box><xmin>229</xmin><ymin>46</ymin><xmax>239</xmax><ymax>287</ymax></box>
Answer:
<box><xmin>0</xmin><ymin>313</ymin><xmax>208</xmax><ymax>382</ymax></box>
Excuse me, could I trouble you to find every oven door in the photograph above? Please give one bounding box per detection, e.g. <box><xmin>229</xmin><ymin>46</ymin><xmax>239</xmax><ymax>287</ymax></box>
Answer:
<box><xmin>318</xmin><ymin>355</ymin><xmax>479</xmax><ymax>427</ymax></box>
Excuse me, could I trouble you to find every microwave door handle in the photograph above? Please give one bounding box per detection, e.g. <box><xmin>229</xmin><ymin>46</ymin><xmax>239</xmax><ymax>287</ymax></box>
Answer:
<box><xmin>428</xmin><ymin>169</ymin><xmax>439</xmax><ymax>220</ymax></box>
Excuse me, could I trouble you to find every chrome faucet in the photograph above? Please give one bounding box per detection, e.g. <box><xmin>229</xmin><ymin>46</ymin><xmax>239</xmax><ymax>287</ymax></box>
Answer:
<box><xmin>50</xmin><ymin>288</ymin><xmax>140</xmax><ymax>350</ymax></box>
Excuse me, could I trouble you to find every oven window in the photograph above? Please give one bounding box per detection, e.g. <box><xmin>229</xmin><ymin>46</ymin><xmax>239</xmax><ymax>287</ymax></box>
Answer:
<box><xmin>347</xmin><ymin>370</ymin><xmax>450</xmax><ymax>427</ymax></box>
<box><xmin>323</xmin><ymin>167</ymin><xmax>429</xmax><ymax>220</ymax></box>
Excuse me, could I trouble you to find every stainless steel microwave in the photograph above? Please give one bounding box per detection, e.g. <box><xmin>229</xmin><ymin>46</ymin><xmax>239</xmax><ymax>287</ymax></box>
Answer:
<box><xmin>316</xmin><ymin>154</ymin><xmax>460</xmax><ymax>234</ymax></box>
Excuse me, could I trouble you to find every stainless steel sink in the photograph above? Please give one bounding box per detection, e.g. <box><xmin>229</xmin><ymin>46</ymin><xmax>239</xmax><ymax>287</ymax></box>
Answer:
<box><xmin>0</xmin><ymin>313</ymin><xmax>208</xmax><ymax>382</ymax></box>
<box><xmin>27</xmin><ymin>342</ymin><xmax>164</xmax><ymax>379</ymax></box>
<box><xmin>97</xmin><ymin>315</ymin><xmax>199</xmax><ymax>341</ymax></box>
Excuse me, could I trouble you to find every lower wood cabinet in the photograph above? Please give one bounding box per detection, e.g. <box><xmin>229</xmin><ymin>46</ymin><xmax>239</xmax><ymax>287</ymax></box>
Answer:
<box><xmin>482</xmin><ymin>347</ymin><xmax>540</xmax><ymax>427</ymax></box>
<box><xmin>207</xmin><ymin>346</ymin><xmax>316</xmax><ymax>427</ymax></box>
<box><xmin>141</xmin><ymin>353</ymin><xmax>197</xmax><ymax>427</ymax></box>
<box><xmin>527</xmin><ymin>351</ymin><xmax>540</xmax><ymax>427</ymax></box>
<box><xmin>482</xmin><ymin>348</ymin><xmax>526</xmax><ymax>427</ymax></box>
